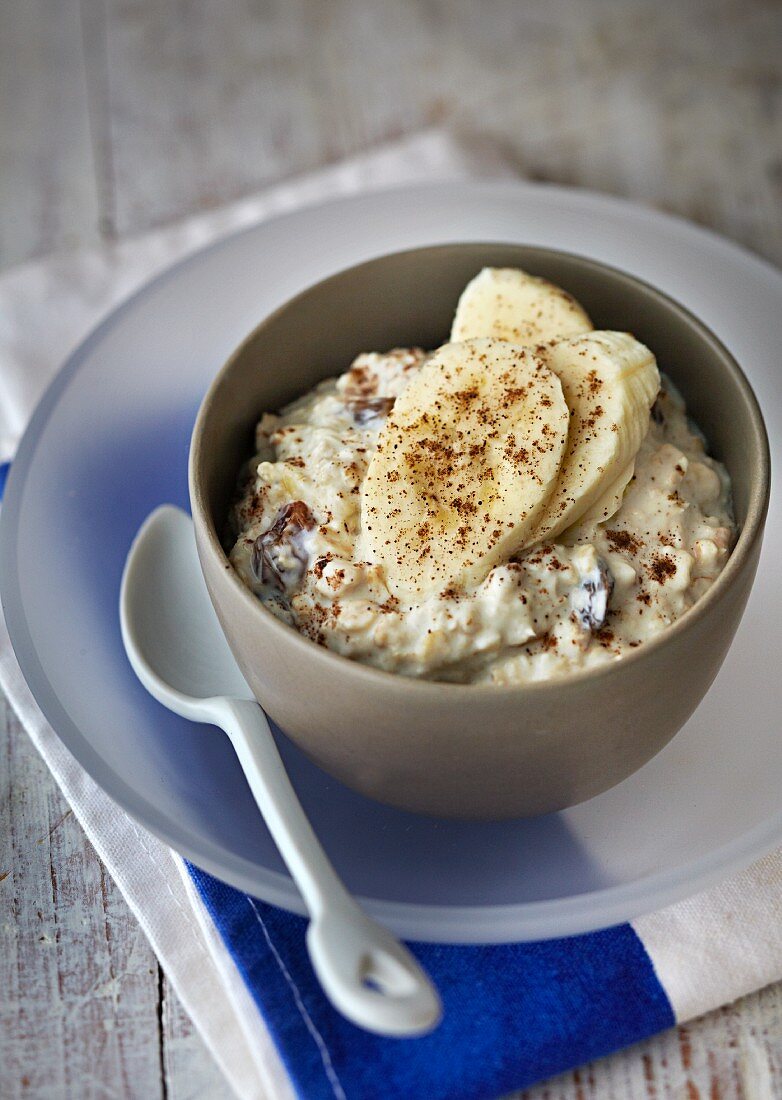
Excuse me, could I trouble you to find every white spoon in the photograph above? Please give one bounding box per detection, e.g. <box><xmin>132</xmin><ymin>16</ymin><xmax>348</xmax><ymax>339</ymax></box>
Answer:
<box><xmin>119</xmin><ymin>505</ymin><xmax>441</xmax><ymax>1037</ymax></box>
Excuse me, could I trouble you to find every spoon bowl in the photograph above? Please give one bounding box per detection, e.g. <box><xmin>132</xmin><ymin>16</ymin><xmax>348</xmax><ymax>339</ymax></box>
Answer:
<box><xmin>121</xmin><ymin>502</ymin><xmax>253</xmax><ymax>713</ymax></box>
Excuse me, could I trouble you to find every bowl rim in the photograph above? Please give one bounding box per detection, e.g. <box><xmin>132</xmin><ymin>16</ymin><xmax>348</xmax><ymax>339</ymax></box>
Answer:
<box><xmin>189</xmin><ymin>242</ymin><xmax>771</xmax><ymax>697</ymax></box>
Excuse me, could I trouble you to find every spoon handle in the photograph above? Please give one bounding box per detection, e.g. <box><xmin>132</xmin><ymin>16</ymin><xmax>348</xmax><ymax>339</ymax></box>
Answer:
<box><xmin>216</xmin><ymin>697</ymin><xmax>441</xmax><ymax>1037</ymax></box>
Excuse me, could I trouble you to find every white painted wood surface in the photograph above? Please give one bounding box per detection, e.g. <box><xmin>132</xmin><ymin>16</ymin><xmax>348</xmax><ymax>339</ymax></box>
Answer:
<box><xmin>1</xmin><ymin>1</ymin><xmax>781</xmax><ymax>1097</ymax></box>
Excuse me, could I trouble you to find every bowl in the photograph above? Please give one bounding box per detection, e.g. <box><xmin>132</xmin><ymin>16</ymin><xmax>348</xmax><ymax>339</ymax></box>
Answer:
<box><xmin>189</xmin><ymin>244</ymin><xmax>770</xmax><ymax>820</ymax></box>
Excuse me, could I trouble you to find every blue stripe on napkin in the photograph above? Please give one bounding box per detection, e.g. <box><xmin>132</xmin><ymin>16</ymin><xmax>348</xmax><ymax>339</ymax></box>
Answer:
<box><xmin>188</xmin><ymin>864</ymin><xmax>674</xmax><ymax>1100</ymax></box>
<box><xmin>0</xmin><ymin>462</ymin><xmax>10</xmax><ymax>501</ymax></box>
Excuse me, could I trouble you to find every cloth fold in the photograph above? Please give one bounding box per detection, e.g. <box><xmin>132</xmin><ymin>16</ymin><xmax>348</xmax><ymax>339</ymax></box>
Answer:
<box><xmin>2</xmin><ymin>129</ymin><xmax>781</xmax><ymax>1100</ymax></box>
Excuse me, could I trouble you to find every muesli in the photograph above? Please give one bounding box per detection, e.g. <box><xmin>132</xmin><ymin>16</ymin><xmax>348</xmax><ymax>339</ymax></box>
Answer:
<box><xmin>228</xmin><ymin>268</ymin><xmax>734</xmax><ymax>683</ymax></box>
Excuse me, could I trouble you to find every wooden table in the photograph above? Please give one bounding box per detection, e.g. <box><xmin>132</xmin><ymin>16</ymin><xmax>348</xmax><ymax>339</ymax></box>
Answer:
<box><xmin>2</xmin><ymin>2</ymin><xmax>781</xmax><ymax>1097</ymax></box>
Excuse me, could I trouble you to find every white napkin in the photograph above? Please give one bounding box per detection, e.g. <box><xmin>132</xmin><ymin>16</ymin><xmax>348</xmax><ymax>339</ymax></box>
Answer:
<box><xmin>3</xmin><ymin>129</ymin><xmax>782</xmax><ymax>1100</ymax></box>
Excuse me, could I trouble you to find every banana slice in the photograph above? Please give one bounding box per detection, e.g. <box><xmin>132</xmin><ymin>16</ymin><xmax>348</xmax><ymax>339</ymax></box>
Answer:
<box><xmin>451</xmin><ymin>267</ymin><xmax>593</xmax><ymax>345</ymax></box>
<box><xmin>561</xmin><ymin>461</ymin><xmax>636</xmax><ymax>543</ymax></box>
<box><xmin>524</xmin><ymin>332</ymin><xmax>659</xmax><ymax>546</ymax></box>
<box><xmin>362</xmin><ymin>338</ymin><xmax>570</xmax><ymax>600</ymax></box>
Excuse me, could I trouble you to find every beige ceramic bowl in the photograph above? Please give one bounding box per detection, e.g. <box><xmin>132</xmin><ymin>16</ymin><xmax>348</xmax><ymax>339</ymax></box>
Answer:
<box><xmin>189</xmin><ymin>244</ymin><xmax>770</xmax><ymax>820</ymax></box>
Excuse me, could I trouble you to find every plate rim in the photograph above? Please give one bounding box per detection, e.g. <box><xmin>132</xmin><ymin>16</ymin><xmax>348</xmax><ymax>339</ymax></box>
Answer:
<box><xmin>2</xmin><ymin>177</ymin><xmax>781</xmax><ymax>943</ymax></box>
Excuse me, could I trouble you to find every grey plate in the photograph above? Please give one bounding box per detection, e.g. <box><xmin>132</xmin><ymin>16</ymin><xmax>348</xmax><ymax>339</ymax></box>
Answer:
<box><xmin>1</xmin><ymin>181</ymin><xmax>781</xmax><ymax>942</ymax></box>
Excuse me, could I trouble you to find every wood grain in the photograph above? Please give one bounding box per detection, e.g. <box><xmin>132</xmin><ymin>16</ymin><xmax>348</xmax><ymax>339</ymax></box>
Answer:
<box><xmin>0</xmin><ymin>0</ymin><xmax>101</xmax><ymax>265</ymax></box>
<box><xmin>94</xmin><ymin>0</ymin><xmax>781</xmax><ymax>265</ymax></box>
<box><xmin>0</xmin><ymin>697</ymin><xmax>162</xmax><ymax>1099</ymax></box>
<box><xmin>1</xmin><ymin>1</ymin><xmax>781</xmax><ymax>1097</ymax></box>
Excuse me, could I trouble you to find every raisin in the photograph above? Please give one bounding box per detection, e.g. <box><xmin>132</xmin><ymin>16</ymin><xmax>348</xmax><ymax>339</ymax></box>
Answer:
<box><xmin>252</xmin><ymin>501</ymin><xmax>315</xmax><ymax>590</ymax></box>
<box><xmin>347</xmin><ymin>396</ymin><xmax>395</xmax><ymax>425</ymax></box>
<box><xmin>571</xmin><ymin>557</ymin><xmax>614</xmax><ymax>631</ymax></box>
<box><xmin>651</xmin><ymin>398</ymin><xmax>665</xmax><ymax>426</ymax></box>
